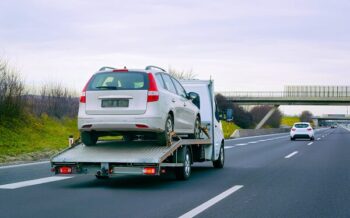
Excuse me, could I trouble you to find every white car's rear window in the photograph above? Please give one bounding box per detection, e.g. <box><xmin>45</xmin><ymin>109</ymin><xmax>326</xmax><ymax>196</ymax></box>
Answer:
<box><xmin>295</xmin><ymin>124</ymin><xmax>309</xmax><ymax>128</ymax></box>
<box><xmin>88</xmin><ymin>72</ymin><xmax>148</xmax><ymax>90</ymax></box>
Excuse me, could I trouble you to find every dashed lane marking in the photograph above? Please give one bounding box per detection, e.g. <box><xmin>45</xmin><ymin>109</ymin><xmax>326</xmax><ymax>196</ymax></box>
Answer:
<box><xmin>179</xmin><ymin>185</ymin><xmax>244</xmax><ymax>218</ymax></box>
<box><xmin>285</xmin><ymin>151</ymin><xmax>298</xmax><ymax>159</ymax></box>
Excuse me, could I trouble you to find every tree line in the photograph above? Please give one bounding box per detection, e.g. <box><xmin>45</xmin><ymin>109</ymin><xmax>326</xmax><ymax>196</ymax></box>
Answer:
<box><xmin>215</xmin><ymin>93</ymin><xmax>315</xmax><ymax>128</ymax></box>
<box><xmin>0</xmin><ymin>60</ymin><xmax>78</xmax><ymax>123</ymax></box>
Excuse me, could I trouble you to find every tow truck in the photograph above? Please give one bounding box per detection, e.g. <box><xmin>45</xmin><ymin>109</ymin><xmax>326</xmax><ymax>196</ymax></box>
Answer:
<box><xmin>51</xmin><ymin>80</ymin><xmax>225</xmax><ymax>180</ymax></box>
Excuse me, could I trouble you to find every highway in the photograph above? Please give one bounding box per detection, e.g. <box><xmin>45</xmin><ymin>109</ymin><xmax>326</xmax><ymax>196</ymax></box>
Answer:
<box><xmin>1</xmin><ymin>127</ymin><xmax>350</xmax><ymax>218</ymax></box>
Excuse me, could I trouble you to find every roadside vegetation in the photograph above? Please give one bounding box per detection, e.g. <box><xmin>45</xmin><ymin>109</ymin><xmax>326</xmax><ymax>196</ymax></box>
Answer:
<box><xmin>0</xmin><ymin>59</ymin><xmax>78</xmax><ymax>164</ymax></box>
<box><xmin>281</xmin><ymin>116</ymin><xmax>300</xmax><ymax>127</ymax></box>
<box><xmin>0</xmin><ymin>115</ymin><xmax>79</xmax><ymax>163</ymax></box>
<box><xmin>221</xmin><ymin>121</ymin><xmax>240</xmax><ymax>138</ymax></box>
<box><xmin>215</xmin><ymin>94</ymin><xmax>283</xmax><ymax>129</ymax></box>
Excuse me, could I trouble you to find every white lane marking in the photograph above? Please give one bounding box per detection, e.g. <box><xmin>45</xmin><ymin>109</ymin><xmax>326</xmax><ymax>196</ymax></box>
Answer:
<box><xmin>225</xmin><ymin>133</ymin><xmax>288</xmax><ymax>141</ymax></box>
<box><xmin>179</xmin><ymin>185</ymin><xmax>244</xmax><ymax>218</ymax></box>
<box><xmin>236</xmin><ymin>143</ymin><xmax>247</xmax><ymax>146</ymax></box>
<box><xmin>317</xmin><ymin>138</ymin><xmax>321</xmax><ymax>140</ymax></box>
<box><xmin>0</xmin><ymin>161</ymin><xmax>50</xmax><ymax>170</ymax></box>
<box><xmin>0</xmin><ymin>176</ymin><xmax>72</xmax><ymax>189</ymax></box>
<box><xmin>307</xmin><ymin>142</ymin><xmax>314</xmax><ymax>146</ymax></box>
<box><xmin>225</xmin><ymin>136</ymin><xmax>288</xmax><ymax>149</ymax></box>
<box><xmin>285</xmin><ymin>151</ymin><xmax>298</xmax><ymax>159</ymax></box>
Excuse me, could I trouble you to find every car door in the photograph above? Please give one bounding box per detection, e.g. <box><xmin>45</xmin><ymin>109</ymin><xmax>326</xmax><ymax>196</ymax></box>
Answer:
<box><xmin>161</xmin><ymin>74</ymin><xmax>186</xmax><ymax>131</ymax></box>
<box><xmin>171</xmin><ymin>77</ymin><xmax>196</xmax><ymax>132</ymax></box>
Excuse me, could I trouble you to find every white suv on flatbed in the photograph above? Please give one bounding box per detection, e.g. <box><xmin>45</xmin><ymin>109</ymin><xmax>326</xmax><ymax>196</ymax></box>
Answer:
<box><xmin>78</xmin><ymin>66</ymin><xmax>201</xmax><ymax>145</ymax></box>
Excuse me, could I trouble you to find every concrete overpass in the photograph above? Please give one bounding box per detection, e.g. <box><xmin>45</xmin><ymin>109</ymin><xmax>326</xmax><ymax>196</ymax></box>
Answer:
<box><xmin>220</xmin><ymin>86</ymin><xmax>350</xmax><ymax>129</ymax></box>
<box><xmin>312</xmin><ymin>114</ymin><xmax>350</xmax><ymax>127</ymax></box>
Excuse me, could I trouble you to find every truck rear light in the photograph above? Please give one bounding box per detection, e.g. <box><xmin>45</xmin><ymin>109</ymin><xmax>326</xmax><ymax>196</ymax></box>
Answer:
<box><xmin>291</xmin><ymin>128</ymin><xmax>296</xmax><ymax>131</ymax></box>
<box><xmin>136</xmin><ymin>124</ymin><xmax>149</xmax><ymax>128</ymax></box>
<box><xmin>147</xmin><ymin>73</ymin><xmax>159</xmax><ymax>102</ymax></box>
<box><xmin>59</xmin><ymin>166</ymin><xmax>72</xmax><ymax>174</ymax></box>
<box><xmin>143</xmin><ymin>167</ymin><xmax>156</xmax><ymax>175</ymax></box>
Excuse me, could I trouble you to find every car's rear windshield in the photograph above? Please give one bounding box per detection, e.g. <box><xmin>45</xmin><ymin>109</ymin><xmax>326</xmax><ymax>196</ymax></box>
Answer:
<box><xmin>87</xmin><ymin>72</ymin><xmax>148</xmax><ymax>91</ymax></box>
<box><xmin>295</xmin><ymin>124</ymin><xmax>309</xmax><ymax>128</ymax></box>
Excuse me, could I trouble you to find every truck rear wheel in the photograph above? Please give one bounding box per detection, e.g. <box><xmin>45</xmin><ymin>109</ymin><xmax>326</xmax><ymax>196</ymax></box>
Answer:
<box><xmin>175</xmin><ymin>146</ymin><xmax>192</xmax><ymax>180</ymax></box>
<box><xmin>81</xmin><ymin>132</ymin><xmax>98</xmax><ymax>146</ymax></box>
<box><xmin>213</xmin><ymin>143</ymin><xmax>224</xmax><ymax>168</ymax></box>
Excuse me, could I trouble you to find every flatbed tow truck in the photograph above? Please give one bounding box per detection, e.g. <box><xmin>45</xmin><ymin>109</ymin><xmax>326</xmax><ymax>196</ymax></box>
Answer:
<box><xmin>51</xmin><ymin>80</ymin><xmax>225</xmax><ymax>180</ymax></box>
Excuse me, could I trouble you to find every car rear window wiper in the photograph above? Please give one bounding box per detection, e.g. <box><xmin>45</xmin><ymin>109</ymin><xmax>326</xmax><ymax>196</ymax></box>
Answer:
<box><xmin>95</xmin><ymin>86</ymin><xmax>118</xmax><ymax>90</ymax></box>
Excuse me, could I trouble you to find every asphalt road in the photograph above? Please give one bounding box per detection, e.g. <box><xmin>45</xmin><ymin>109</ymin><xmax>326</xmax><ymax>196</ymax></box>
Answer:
<box><xmin>1</xmin><ymin>127</ymin><xmax>349</xmax><ymax>218</ymax></box>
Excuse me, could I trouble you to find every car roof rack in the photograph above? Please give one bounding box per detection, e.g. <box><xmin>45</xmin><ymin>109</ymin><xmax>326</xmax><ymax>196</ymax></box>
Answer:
<box><xmin>145</xmin><ymin>65</ymin><xmax>166</xmax><ymax>72</ymax></box>
<box><xmin>99</xmin><ymin>66</ymin><xmax>116</xmax><ymax>71</ymax></box>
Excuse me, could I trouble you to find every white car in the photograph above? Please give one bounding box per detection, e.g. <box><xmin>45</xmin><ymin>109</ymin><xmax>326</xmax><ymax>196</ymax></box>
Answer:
<box><xmin>78</xmin><ymin>66</ymin><xmax>201</xmax><ymax>145</ymax></box>
<box><xmin>290</xmin><ymin>122</ymin><xmax>315</xmax><ymax>141</ymax></box>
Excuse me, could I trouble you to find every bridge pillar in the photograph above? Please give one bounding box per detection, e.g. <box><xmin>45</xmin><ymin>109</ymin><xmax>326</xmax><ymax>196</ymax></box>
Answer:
<box><xmin>312</xmin><ymin>119</ymin><xmax>319</xmax><ymax>128</ymax></box>
<box><xmin>255</xmin><ymin>105</ymin><xmax>280</xmax><ymax>129</ymax></box>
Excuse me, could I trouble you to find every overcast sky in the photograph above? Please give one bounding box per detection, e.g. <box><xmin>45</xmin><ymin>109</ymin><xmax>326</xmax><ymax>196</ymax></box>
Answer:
<box><xmin>1</xmin><ymin>0</ymin><xmax>349</xmax><ymax>115</ymax></box>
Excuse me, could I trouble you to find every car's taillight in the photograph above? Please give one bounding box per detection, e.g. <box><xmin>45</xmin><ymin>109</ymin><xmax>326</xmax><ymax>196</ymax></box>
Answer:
<box><xmin>291</xmin><ymin>128</ymin><xmax>296</xmax><ymax>131</ymax></box>
<box><xmin>80</xmin><ymin>92</ymin><xmax>86</xmax><ymax>103</ymax></box>
<box><xmin>307</xmin><ymin>128</ymin><xmax>312</xmax><ymax>131</ymax></box>
<box><xmin>80</xmin><ymin>76</ymin><xmax>92</xmax><ymax>103</ymax></box>
<box><xmin>147</xmin><ymin>73</ymin><xmax>159</xmax><ymax>102</ymax></box>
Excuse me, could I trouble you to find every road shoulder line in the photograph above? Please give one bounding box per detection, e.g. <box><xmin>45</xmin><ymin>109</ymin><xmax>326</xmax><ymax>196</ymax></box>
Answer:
<box><xmin>0</xmin><ymin>176</ymin><xmax>72</xmax><ymax>189</ymax></box>
<box><xmin>0</xmin><ymin>161</ymin><xmax>50</xmax><ymax>170</ymax></box>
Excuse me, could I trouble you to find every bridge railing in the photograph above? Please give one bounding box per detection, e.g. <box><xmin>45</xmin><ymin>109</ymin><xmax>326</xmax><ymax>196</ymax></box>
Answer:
<box><xmin>220</xmin><ymin>91</ymin><xmax>350</xmax><ymax>98</ymax></box>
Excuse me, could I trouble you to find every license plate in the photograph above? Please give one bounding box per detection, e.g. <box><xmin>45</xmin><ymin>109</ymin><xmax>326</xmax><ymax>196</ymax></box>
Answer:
<box><xmin>101</xmin><ymin>99</ymin><xmax>129</xmax><ymax>107</ymax></box>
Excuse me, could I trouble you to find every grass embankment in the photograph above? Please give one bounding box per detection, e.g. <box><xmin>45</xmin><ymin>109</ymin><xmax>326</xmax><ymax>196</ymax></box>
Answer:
<box><xmin>281</xmin><ymin>116</ymin><xmax>300</xmax><ymax>127</ymax></box>
<box><xmin>221</xmin><ymin>121</ymin><xmax>240</xmax><ymax>139</ymax></box>
<box><xmin>0</xmin><ymin>114</ymin><xmax>79</xmax><ymax>163</ymax></box>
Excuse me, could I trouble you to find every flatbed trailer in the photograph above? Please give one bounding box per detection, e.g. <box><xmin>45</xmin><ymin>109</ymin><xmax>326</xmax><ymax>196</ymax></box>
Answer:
<box><xmin>51</xmin><ymin>79</ymin><xmax>225</xmax><ymax>180</ymax></box>
<box><xmin>51</xmin><ymin>136</ymin><xmax>217</xmax><ymax>179</ymax></box>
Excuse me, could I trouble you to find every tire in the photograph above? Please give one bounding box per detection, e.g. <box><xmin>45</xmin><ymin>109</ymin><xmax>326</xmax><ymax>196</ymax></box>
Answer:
<box><xmin>158</xmin><ymin>114</ymin><xmax>173</xmax><ymax>146</ymax></box>
<box><xmin>291</xmin><ymin>137</ymin><xmax>295</xmax><ymax>141</ymax></box>
<box><xmin>310</xmin><ymin>136</ymin><xmax>315</xmax><ymax>141</ymax></box>
<box><xmin>213</xmin><ymin>143</ymin><xmax>225</xmax><ymax>168</ymax></box>
<box><xmin>175</xmin><ymin>146</ymin><xmax>192</xmax><ymax>180</ymax></box>
<box><xmin>189</xmin><ymin>116</ymin><xmax>201</xmax><ymax>139</ymax></box>
<box><xmin>81</xmin><ymin>131</ymin><xmax>98</xmax><ymax>146</ymax></box>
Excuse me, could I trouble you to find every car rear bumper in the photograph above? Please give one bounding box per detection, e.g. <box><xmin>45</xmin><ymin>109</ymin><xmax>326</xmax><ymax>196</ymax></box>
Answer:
<box><xmin>78</xmin><ymin>115</ymin><xmax>164</xmax><ymax>132</ymax></box>
<box><xmin>291</xmin><ymin>134</ymin><xmax>313</xmax><ymax>138</ymax></box>
<box><xmin>290</xmin><ymin>132</ymin><xmax>314</xmax><ymax>138</ymax></box>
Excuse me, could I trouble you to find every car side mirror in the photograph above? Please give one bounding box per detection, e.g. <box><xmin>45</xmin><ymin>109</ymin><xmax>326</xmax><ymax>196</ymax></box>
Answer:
<box><xmin>187</xmin><ymin>92</ymin><xmax>199</xmax><ymax>100</ymax></box>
